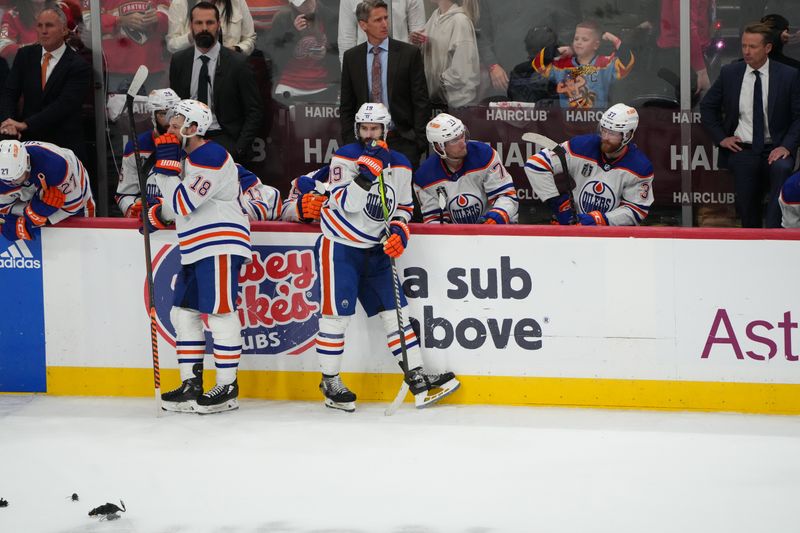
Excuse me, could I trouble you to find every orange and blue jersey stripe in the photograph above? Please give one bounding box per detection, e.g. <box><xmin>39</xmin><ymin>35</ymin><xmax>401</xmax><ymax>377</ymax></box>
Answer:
<box><xmin>177</xmin><ymin>222</ymin><xmax>251</xmax><ymax>257</ymax></box>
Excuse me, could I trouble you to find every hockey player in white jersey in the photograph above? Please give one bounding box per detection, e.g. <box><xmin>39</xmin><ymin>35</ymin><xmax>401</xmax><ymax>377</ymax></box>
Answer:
<box><xmin>779</xmin><ymin>170</ymin><xmax>800</xmax><ymax>228</ymax></box>
<box><xmin>415</xmin><ymin>113</ymin><xmax>519</xmax><ymax>224</ymax></box>
<box><xmin>147</xmin><ymin>99</ymin><xmax>251</xmax><ymax>414</ymax></box>
<box><xmin>525</xmin><ymin>103</ymin><xmax>654</xmax><ymax>226</ymax></box>
<box><xmin>0</xmin><ymin>140</ymin><xmax>95</xmax><ymax>241</ymax></box>
<box><xmin>238</xmin><ymin>164</ymin><xmax>283</xmax><ymax>221</ymax></box>
<box><xmin>115</xmin><ymin>88</ymin><xmax>181</xmax><ymax>219</ymax></box>
<box><xmin>316</xmin><ymin>102</ymin><xmax>460</xmax><ymax>412</ymax></box>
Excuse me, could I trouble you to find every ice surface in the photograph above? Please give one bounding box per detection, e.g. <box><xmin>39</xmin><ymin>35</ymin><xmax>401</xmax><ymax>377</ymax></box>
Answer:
<box><xmin>1</xmin><ymin>396</ymin><xmax>799</xmax><ymax>532</ymax></box>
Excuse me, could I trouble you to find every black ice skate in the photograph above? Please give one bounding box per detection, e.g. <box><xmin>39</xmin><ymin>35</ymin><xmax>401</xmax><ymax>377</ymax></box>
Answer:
<box><xmin>195</xmin><ymin>380</ymin><xmax>239</xmax><ymax>414</ymax></box>
<box><xmin>404</xmin><ymin>367</ymin><xmax>460</xmax><ymax>408</ymax></box>
<box><xmin>320</xmin><ymin>374</ymin><xmax>357</xmax><ymax>412</ymax></box>
<box><xmin>161</xmin><ymin>363</ymin><xmax>202</xmax><ymax>413</ymax></box>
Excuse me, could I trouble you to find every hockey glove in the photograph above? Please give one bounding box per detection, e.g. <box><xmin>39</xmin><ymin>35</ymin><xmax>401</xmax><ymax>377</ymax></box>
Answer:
<box><xmin>138</xmin><ymin>198</ymin><xmax>174</xmax><ymax>234</ymax></box>
<box><xmin>1</xmin><ymin>214</ymin><xmax>36</xmax><ymax>241</ymax></box>
<box><xmin>577</xmin><ymin>211</ymin><xmax>608</xmax><ymax>226</ymax></box>
<box><xmin>297</xmin><ymin>193</ymin><xmax>325</xmax><ymax>221</ymax></box>
<box><xmin>154</xmin><ymin>133</ymin><xmax>182</xmax><ymax>176</ymax></box>
<box><xmin>356</xmin><ymin>140</ymin><xmax>391</xmax><ymax>183</ymax></box>
<box><xmin>546</xmin><ymin>193</ymin><xmax>576</xmax><ymax>225</ymax></box>
<box><xmin>477</xmin><ymin>210</ymin><xmax>506</xmax><ymax>224</ymax></box>
<box><xmin>383</xmin><ymin>219</ymin><xmax>410</xmax><ymax>258</ymax></box>
<box><xmin>126</xmin><ymin>199</ymin><xmax>143</xmax><ymax>219</ymax></box>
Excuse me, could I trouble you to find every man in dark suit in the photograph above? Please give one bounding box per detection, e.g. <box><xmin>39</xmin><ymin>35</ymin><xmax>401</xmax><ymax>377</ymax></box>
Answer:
<box><xmin>169</xmin><ymin>1</ymin><xmax>262</xmax><ymax>162</ymax></box>
<box><xmin>340</xmin><ymin>0</ymin><xmax>430</xmax><ymax>167</ymax></box>
<box><xmin>700</xmin><ymin>23</ymin><xmax>800</xmax><ymax>228</ymax></box>
<box><xmin>0</xmin><ymin>6</ymin><xmax>91</xmax><ymax>162</ymax></box>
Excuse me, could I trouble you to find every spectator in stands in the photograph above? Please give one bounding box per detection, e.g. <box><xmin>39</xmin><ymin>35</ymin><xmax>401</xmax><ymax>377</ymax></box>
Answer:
<box><xmin>0</xmin><ymin>0</ymin><xmax>46</xmax><ymax>61</ymax></box>
<box><xmin>531</xmin><ymin>20</ymin><xmax>633</xmax><ymax>109</ymax></box>
<box><xmin>169</xmin><ymin>1</ymin><xmax>262</xmax><ymax>162</ymax></box>
<box><xmin>410</xmin><ymin>0</ymin><xmax>479</xmax><ymax>109</ymax></box>
<box><xmin>268</xmin><ymin>0</ymin><xmax>339</xmax><ymax>102</ymax></box>
<box><xmin>337</xmin><ymin>0</ymin><xmax>424</xmax><ymax>64</ymax></box>
<box><xmin>475</xmin><ymin>0</ymin><xmax>581</xmax><ymax>98</ymax></box>
<box><xmin>700</xmin><ymin>23</ymin><xmax>800</xmax><ymax>228</ymax></box>
<box><xmin>81</xmin><ymin>0</ymin><xmax>170</xmax><ymax>93</ymax></box>
<box><xmin>249</xmin><ymin>0</ymin><xmax>288</xmax><ymax>33</ymax></box>
<box><xmin>167</xmin><ymin>0</ymin><xmax>257</xmax><ymax>55</ymax></box>
<box><xmin>340</xmin><ymin>0</ymin><xmax>429</xmax><ymax>167</ymax></box>
<box><xmin>507</xmin><ymin>25</ymin><xmax>559</xmax><ymax>104</ymax></box>
<box><xmin>0</xmin><ymin>4</ymin><xmax>91</xmax><ymax>163</ymax></box>
<box><xmin>652</xmin><ymin>0</ymin><xmax>712</xmax><ymax>100</ymax></box>
<box><xmin>761</xmin><ymin>13</ymin><xmax>800</xmax><ymax>71</ymax></box>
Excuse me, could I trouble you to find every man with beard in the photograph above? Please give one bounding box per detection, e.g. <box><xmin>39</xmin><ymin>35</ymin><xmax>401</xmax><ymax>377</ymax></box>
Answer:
<box><xmin>169</xmin><ymin>1</ymin><xmax>261</xmax><ymax>162</ymax></box>
<box><xmin>115</xmin><ymin>88</ymin><xmax>181</xmax><ymax>218</ymax></box>
<box><xmin>525</xmin><ymin>103</ymin><xmax>654</xmax><ymax>226</ymax></box>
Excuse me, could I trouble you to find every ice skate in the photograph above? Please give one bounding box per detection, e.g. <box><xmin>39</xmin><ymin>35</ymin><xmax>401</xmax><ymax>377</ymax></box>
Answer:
<box><xmin>161</xmin><ymin>363</ymin><xmax>202</xmax><ymax>413</ymax></box>
<box><xmin>195</xmin><ymin>380</ymin><xmax>239</xmax><ymax>414</ymax></box>
<box><xmin>405</xmin><ymin>367</ymin><xmax>460</xmax><ymax>408</ymax></box>
<box><xmin>320</xmin><ymin>374</ymin><xmax>357</xmax><ymax>412</ymax></box>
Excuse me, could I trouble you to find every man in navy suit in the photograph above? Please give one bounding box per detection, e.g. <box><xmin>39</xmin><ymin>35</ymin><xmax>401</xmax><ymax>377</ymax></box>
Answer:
<box><xmin>0</xmin><ymin>6</ymin><xmax>91</xmax><ymax>163</ymax></box>
<box><xmin>700</xmin><ymin>23</ymin><xmax>800</xmax><ymax>228</ymax></box>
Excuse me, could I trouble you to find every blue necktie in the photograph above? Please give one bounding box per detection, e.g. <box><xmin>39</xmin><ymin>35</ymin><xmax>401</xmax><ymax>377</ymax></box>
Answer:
<box><xmin>752</xmin><ymin>70</ymin><xmax>764</xmax><ymax>153</ymax></box>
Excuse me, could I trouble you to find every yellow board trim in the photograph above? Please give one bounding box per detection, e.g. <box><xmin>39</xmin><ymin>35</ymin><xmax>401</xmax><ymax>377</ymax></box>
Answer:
<box><xmin>42</xmin><ymin>367</ymin><xmax>800</xmax><ymax>414</ymax></box>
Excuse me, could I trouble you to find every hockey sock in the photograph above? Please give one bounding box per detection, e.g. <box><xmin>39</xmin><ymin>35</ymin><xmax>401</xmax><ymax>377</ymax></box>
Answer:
<box><xmin>171</xmin><ymin>307</ymin><xmax>206</xmax><ymax>382</ymax></box>
<box><xmin>207</xmin><ymin>312</ymin><xmax>242</xmax><ymax>386</ymax></box>
<box><xmin>378</xmin><ymin>309</ymin><xmax>423</xmax><ymax>370</ymax></box>
<box><xmin>316</xmin><ymin>315</ymin><xmax>350</xmax><ymax>376</ymax></box>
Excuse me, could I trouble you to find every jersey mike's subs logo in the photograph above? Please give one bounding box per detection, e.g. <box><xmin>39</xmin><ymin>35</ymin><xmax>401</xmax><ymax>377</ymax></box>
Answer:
<box><xmin>579</xmin><ymin>180</ymin><xmax>615</xmax><ymax>214</ymax></box>
<box><xmin>364</xmin><ymin>183</ymin><xmax>396</xmax><ymax>222</ymax></box>
<box><xmin>447</xmin><ymin>194</ymin><xmax>484</xmax><ymax>224</ymax></box>
<box><xmin>150</xmin><ymin>244</ymin><xmax>320</xmax><ymax>355</ymax></box>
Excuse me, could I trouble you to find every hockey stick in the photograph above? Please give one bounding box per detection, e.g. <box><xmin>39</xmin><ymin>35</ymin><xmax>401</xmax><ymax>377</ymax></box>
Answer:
<box><xmin>125</xmin><ymin>65</ymin><xmax>161</xmax><ymax>415</ymax></box>
<box><xmin>372</xmin><ymin>147</ymin><xmax>411</xmax><ymax>416</ymax></box>
<box><xmin>522</xmin><ymin>132</ymin><xmax>578</xmax><ymax>225</ymax></box>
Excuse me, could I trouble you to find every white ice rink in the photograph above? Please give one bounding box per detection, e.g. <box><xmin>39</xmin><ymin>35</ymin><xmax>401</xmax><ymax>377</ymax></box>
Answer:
<box><xmin>1</xmin><ymin>395</ymin><xmax>799</xmax><ymax>533</ymax></box>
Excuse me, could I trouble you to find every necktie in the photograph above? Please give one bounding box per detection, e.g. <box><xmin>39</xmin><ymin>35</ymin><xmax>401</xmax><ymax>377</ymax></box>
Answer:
<box><xmin>371</xmin><ymin>46</ymin><xmax>383</xmax><ymax>104</ymax></box>
<box><xmin>198</xmin><ymin>55</ymin><xmax>210</xmax><ymax>105</ymax></box>
<box><xmin>752</xmin><ymin>70</ymin><xmax>764</xmax><ymax>153</ymax></box>
<box><xmin>41</xmin><ymin>52</ymin><xmax>52</xmax><ymax>90</ymax></box>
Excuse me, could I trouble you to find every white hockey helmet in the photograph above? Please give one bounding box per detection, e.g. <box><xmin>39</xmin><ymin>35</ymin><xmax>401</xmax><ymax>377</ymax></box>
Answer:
<box><xmin>598</xmin><ymin>103</ymin><xmax>639</xmax><ymax>147</ymax></box>
<box><xmin>0</xmin><ymin>140</ymin><xmax>30</xmax><ymax>184</ymax></box>
<box><xmin>426</xmin><ymin>113</ymin><xmax>468</xmax><ymax>158</ymax></box>
<box><xmin>147</xmin><ymin>88</ymin><xmax>180</xmax><ymax>128</ymax></box>
<box><xmin>172</xmin><ymin>99</ymin><xmax>213</xmax><ymax>137</ymax></box>
<box><xmin>354</xmin><ymin>102</ymin><xmax>392</xmax><ymax>140</ymax></box>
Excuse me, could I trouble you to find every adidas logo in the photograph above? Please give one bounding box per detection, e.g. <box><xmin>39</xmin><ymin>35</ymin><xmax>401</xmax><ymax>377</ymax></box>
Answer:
<box><xmin>0</xmin><ymin>240</ymin><xmax>41</xmax><ymax>269</ymax></box>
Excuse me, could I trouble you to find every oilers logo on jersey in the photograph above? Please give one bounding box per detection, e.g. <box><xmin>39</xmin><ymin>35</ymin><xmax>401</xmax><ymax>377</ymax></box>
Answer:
<box><xmin>579</xmin><ymin>181</ymin><xmax>615</xmax><ymax>213</ymax></box>
<box><xmin>448</xmin><ymin>194</ymin><xmax>485</xmax><ymax>224</ymax></box>
<box><xmin>363</xmin><ymin>185</ymin><xmax>396</xmax><ymax>222</ymax></box>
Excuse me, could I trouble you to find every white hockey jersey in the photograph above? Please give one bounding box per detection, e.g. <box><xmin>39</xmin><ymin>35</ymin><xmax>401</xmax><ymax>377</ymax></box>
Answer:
<box><xmin>525</xmin><ymin>134</ymin><xmax>654</xmax><ymax>226</ymax></box>
<box><xmin>154</xmin><ymin>141</ymin><xmax>251</xmax><ymax>265</ymax></box>
<box><xmin>237</xmin><ymin>164</ymin><xmax>282</xmax><ymax>221</ymax></box>
<box><xmin>321</xmin><ymin>142</ymin><xmax>414</xmax><ymax>248</ymax></box>
<box><xmin>779</xmin><ymin>171</ymin><xmax>800</xmax><ymax>228</ymax></box>
<box><xmin>0</xmin><ymin>141</ymin><xmax>95</xmax><ymax>223</ymax></box>
<box><xmin>115</xmin><ymin>129</ymin><xmax>162</xmax><ymax>217</ymax></box>
<box><xmin>414</xmin><ymin>141</ymin><xmax>518</xmax><ymax>224</ymax></box>
<box><xmin>280</xmin><ymin>166</ymin><xmax>329</xmax><ymax>223</ymax></box>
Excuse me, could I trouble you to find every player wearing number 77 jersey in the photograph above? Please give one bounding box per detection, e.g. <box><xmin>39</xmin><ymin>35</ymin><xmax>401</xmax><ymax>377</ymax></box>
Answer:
<box><xmin>148</xmin><ymin>99</ymin><xmax>251</xmax><ymax>415</ymax></box>
<box><xmin>414</xmin><ymin>113</ymin><xmax>518</xmax><ymax>224</ymax></box>
<box><xmin>525</xmin><ymin>103</ymin><xmax>654</xmax><ymax>226</ymax></box>
<box><xmin>316</xmin><ymin>102</ymin><xmax>460</xmax><ymax>413</ymax></box>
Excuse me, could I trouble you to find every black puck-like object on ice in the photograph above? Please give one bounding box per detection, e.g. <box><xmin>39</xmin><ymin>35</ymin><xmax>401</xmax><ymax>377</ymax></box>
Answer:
<box><xmin>70</xmin><ymin>493</ymin><xmax>79</xmax><ymax>502</ymax></box>
<box><xmin>88</xmin><ymin>500</ymin><xmax>126</xmax><ymax>520</ymax></box>
<box><xmin>0</xmin><ymin>498</ymin><xmax>8</xmax><ymax>507</ymax></box>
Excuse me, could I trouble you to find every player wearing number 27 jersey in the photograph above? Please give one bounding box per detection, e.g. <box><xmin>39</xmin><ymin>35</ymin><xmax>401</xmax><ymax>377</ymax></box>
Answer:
<box><xmin>525</xmin><ymin>103</ymin><xmax>654</xmax><ymax>226</ymax></box>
